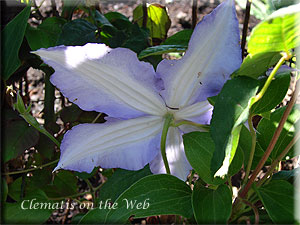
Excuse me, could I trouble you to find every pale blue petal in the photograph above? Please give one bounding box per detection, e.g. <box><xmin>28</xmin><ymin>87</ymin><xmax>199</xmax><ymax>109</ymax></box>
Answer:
<box><xmin>157</xmin><ymin>0</ymin><xmax>241</xmax><ymax>108</ymax></box>
<box><xmin>174</xmin><ymin>100</ymin><xmax>213</xmax><ymax>125</ymax></box>
<box><xmin>33</xmin><ymin>44</ymin><xmax>166</xmax><ymax>119</ymax></box>
<box><xmin>54</xmin><ymin>116</ymin><xmax>163</xmax><ymax>173</ymax></box>
<box><xmin>150</xmin><ymin>127</ymin><xmax>192</xmax><ymax>181</ymax></box>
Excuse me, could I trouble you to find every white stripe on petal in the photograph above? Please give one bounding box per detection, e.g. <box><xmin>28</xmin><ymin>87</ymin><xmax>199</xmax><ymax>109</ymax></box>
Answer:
<box><xmin>150</xmin><ymin>127</ymin><xmax>192</xmax><ymax>181</ymax></box>
<box><xmin>157</xmin><ymin>0</ymin><xmax>241</xmax><ymax>108</ymax></box>
<box><xmin>34</xmin><ymin>44</ymin><xmax>166</xmax><ymax>118</ymax></box>
<box><xmin>54</xmin><ymin>116</ymin><xmax>163</xmax><ymax>173</ymax></box>
<box><xmin>174</xmin><ymin>100</ymin><xmax>212</xmax><ymax>121</ymax></box>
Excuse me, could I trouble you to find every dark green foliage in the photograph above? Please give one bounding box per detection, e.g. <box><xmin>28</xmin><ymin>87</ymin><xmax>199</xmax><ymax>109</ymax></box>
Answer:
<box><xmin>210</xmin><ymin>77</ymin><xmax>259</xmax><ymax>177</ymax></box>
<box><xmin>1</xmin><ymin>6</ymin><xmax>31</xmax><ymax>80</ymax></box>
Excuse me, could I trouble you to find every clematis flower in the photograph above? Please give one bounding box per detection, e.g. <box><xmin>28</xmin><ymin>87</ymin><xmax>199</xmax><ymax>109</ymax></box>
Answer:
<box><xmin>33</xmin><ymin>0</ymin><xmax>241</xmax><ymax>181</ymax></box>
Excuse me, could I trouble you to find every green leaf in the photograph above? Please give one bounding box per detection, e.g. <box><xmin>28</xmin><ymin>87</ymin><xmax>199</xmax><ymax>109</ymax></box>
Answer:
<box><xmin>2</xmin><ymin>178</ymin><xmax>8</xmax><ymax>202</ymax></box>
<box><xmin>80</xmin><ymin>174</ymin><xmax>193</xmax><ymax>224</ymax></box>
<box><xmin>8</xmin><ymin>177</ymin><xmax>22</xmax><ymax>202</ymax></box>
<box><xmin>256</xmin><ymin>180</ymin><xmax>294</xmax><ymax>224</ymax></box>
<box><xmin>35</xmin><ymin>134</ymin><xmax>55</xmax><ymax>159</ymax></box>
<box><xmin>228</xmin><ymin>145</ymin><xmax>244</xmax><ymax>176</ymax></box>
<box><xmin>75</xmin><ymin>167</ymin><xmax>98</xmax><ymax>179</ymax></box>
<box><xmin>3</xmin><ymin>190</ymin><xmax>54</xmax><ymax>224</ymax></box>
<box><xmin>254</xmin><ymin>141</ymin><xmax>273</xmax><ymax>167</ymax></box>
<box><xmin>138</xmin><ymin>45</ymin><xmax>186</xmax><ymax>59</ymax></box>
<box><xmin>162</xmin><ymin>29</ymin><xmax>193</xmax><ymax>46</ymax></box>
<box><xmin>232</xmin><ymin>52</ymin><xmax>281</xmax><ymax>79</ymax></box>
<box><xmin>3</xmin><ymin>109</ymin><xmax>39</xmax><ymax>163</ymax></box>
<box><xmin>57</xmin><ymin>19</ymin><xmax>100</xmax><ymax>46</ymax></box>
<box><xmin>122</xmin><ymin>24</ymin><xmax>149</xmax><ymax>54</ymax></box>
<box><xmin>59</xmin><ymin>104</ymin><xmax>82</xmax><ymax>123</ymax></box>
<box><xmin>141</xmin><ymin>54</ymin><xmax>163</xmax><ymax>69</ymax></box>
<box><xmin>1</xmin><ymin>6</ymin><xmax>31</xmax><ymax>80</ymax></box>
<box><xmin>98</xmin><ymin>166</ymin><xmax>152</xmax><ymax>203</ymax></box>
<box><xmin>133</xmin><ymin>3</ymin><xmax>171</xmax><ymax>41</ymax></box>
<box><xmin>248</xmin><ymin>4</ymin><xmax>300</xmax><ymax>54</ymax></box>
<box><xmin>183</xmin><ymin>132</ymin><xmax>225</xmax><ymax>185</ymax></box>
<box><xmin>271</xmin><ymin>0</ymin><xmax>296</xmax><ymax>10</ymax></box>
<box><xmin>252</xmin><ymin>72</ymin><xmax>291</xmax><ymax>114</ymax></box>
<box><xmin>44</xmin><ymin>171</ymin><xmax>78</xmax><ymax>198</ymax></box>
<box><xmin>257</xmin><ymin>105</ymin><xmax>300</xmax><ymax>159</ymax></box>
<box><xmin>8</xmin><ymin>170</ymin><xmax>52</xmax><ymax>203</ymax></box>
<box><xmin>59</xmin><ymin>104</ymin><xmax>105</xmax><ymax>125</ymax></box>
<box><xmin>101</xmin><ymin>168</ymin><xmax>114</xmax><ymax>178</ymax></box>
<box><xmin>94</xmin><ymin>10</ymin><xmax>118</xmax><ymax>35</ymax></box>
<box><xmin>184</xmin><ymin>132</ymin><xmax>243</xmax><ymax>183</ymax></box>
<box><xmin>207</xmin><ymin>95</ymin><xmax>218</xmax><ymax>106</ymax></box>
<box><xmin>28</xmin><ymin>169</ymin><xmax>53</xmax><ymax>191</ymax></box>
<box><xmin>192</xmin><ymin>182</ymin><xmax>232</xmax><ymax>224</ymax></box>
<box><xmin>272</xmin><ymin>168</ymin><xmax>300</xmax><ymax>182</ymax></box>
<box><xmin>25</xmin><ymin>17</ymin><xmax>66</xmax><ymax>50</ymax></box>
<box><xmin>210</xmin><ymin>77</ymin><xmax>259</xmax><ymax>177</ymax></box>
<box><xmin>239</xmin><ymin>125</ymin><xmax>271</xmax><ymax>170</ymax></box>
<box><xmin>261</xmin><ymin>111</ymin><xmax>271</xmax><ymax>119</ymax></box>
<box><xmin>104</xmin><ymin>12</ymin><xmax>132</xmax><ymax>30</ymax></box>
<box><xmin>72</xmin><ymin>213</ymin><xmax>86</xmax><ymax>224</ymax></box>
<box><xmin>95</xmin><ymin>10</ymin><xmax>114</xmax><ymax>28</ymax></box>
<box><xmin>105</xmin><ymin>11</ymin><xmax>130</xmax><ymax>23</ymax></box>
<box><xmin>237</xmin><ymin>125</ymin><xmax>252</xmax><ymax>166</ymax></box>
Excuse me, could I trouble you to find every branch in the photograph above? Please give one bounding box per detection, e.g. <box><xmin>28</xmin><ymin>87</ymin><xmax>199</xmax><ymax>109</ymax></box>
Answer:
<box><xmin>192</xmin><ymin>0</ymin><xmax>197</xmax><ymax>29</ymax></box>
<box><xmin>240</xmin><ymin>79</ymin><xmax>299</xmax><ymax>198</ymax></box>
<box><xmin>241</xmin><ymin>0</ymin><xmax>252</xmax><ymax>59</ymax></box>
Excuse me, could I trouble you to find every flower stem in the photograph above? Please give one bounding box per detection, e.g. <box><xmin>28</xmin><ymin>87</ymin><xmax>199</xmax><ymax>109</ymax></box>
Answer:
<box><xmin>3</xmin><ymin>159</ymin><xmax>59</xmax><ymax>175</ymax></box>
<box><xmin>252</xmin><ymin>53</ymin><xmax>291</xmax><ymax>105</ymax></box>
<box><xmin>92</xmin><ymin>112</ymin><xmax>102</xmax><ymax>123</ymax></box>
<box><xmin>15</xmin><ymin>92</ymin><xmax>60</xmax><ymax>148</ymax></box>
<box><xmin>172</xmin><ymin>120</ymin><xmax>209</xmax><ymax>131</ymax></box>
<box><xmin>243</xmin><ymin>114</ymin><xmax>256</xmax><ymax>184</ymax></box>
<box><xmin>85</xmin><ymin>178</ymin><xmax>96</xmax><ymax>205</ymax></box>
<box><xmin>161</xmin><ymin>114</ymin><xmax>173</xmax><ymax>174</ymax></box>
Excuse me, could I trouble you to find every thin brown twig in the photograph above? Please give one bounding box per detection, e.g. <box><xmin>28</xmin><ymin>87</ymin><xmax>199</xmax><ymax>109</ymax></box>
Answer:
<box><xmin>257</xmin><ymin>130</ymin><xmax>300</xmax><ymax>187</ymax></box>
<box><xmin>88</xmin><ymin>8</ymin><xmax>102</xmax><ymax>38</ymax></box>
<box><xmin>241</xmin><ymin>199</ymin><xmax>259</xmax><ymax>225</ymax></box>
<box><xmin>62</xmin><ymin>199</ymin><xmax>71</xmax><ymax>224</ymax></box>
<box><xmin>51</xmin><ymin>0</ymin><xmax>59</xmax><ymax>17</ymax></box>
<box><xmin>241</xmin><ymin>0</ymin><xmax>252</xmax><ymax>59</ymax></box>
<box><xmin>3</xmin><ymin>159</ymin><xmax>59</xmax><ymax>175</ymax></box>
<box><xmin>96</xmin><ymin>2</ymin><xmax>102</xmax><ymax>14</ymax></box>
<box><xmin>142</xmin><ymin>0</ymin><xmax>148</xmax><ymax>28</ymax></box>
<box><xmin>192</xmin><ymin>0</ymin><xmax>198</xmax><ymax>29</ymax></box>
<box><xmin>237</xmin><ymin>216</ymin><xmax>251</xmax><ymax>225</ymax></box>
<box><xmin>85</xmin><ymin>178</ymin><xmax>96</xmax><ymax>205</ymax></box>
<box><xmin>240</xmin><ymin>80</ymin><xmax>300</xmax><ymax>198</ymax></box>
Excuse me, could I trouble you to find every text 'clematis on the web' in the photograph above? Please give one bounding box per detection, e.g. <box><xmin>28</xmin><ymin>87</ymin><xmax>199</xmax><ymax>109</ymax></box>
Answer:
<box><xmin>33</xmin><ymin>0</ymin><xmax>242</xmax><ymax>181</ymax></box>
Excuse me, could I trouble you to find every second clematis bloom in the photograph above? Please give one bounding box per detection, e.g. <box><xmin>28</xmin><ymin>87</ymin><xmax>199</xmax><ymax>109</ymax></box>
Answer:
<box><xmin>34</xmin><ymin>0</ymin><xmax>241</xmax><ymax>181</ymax></box>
